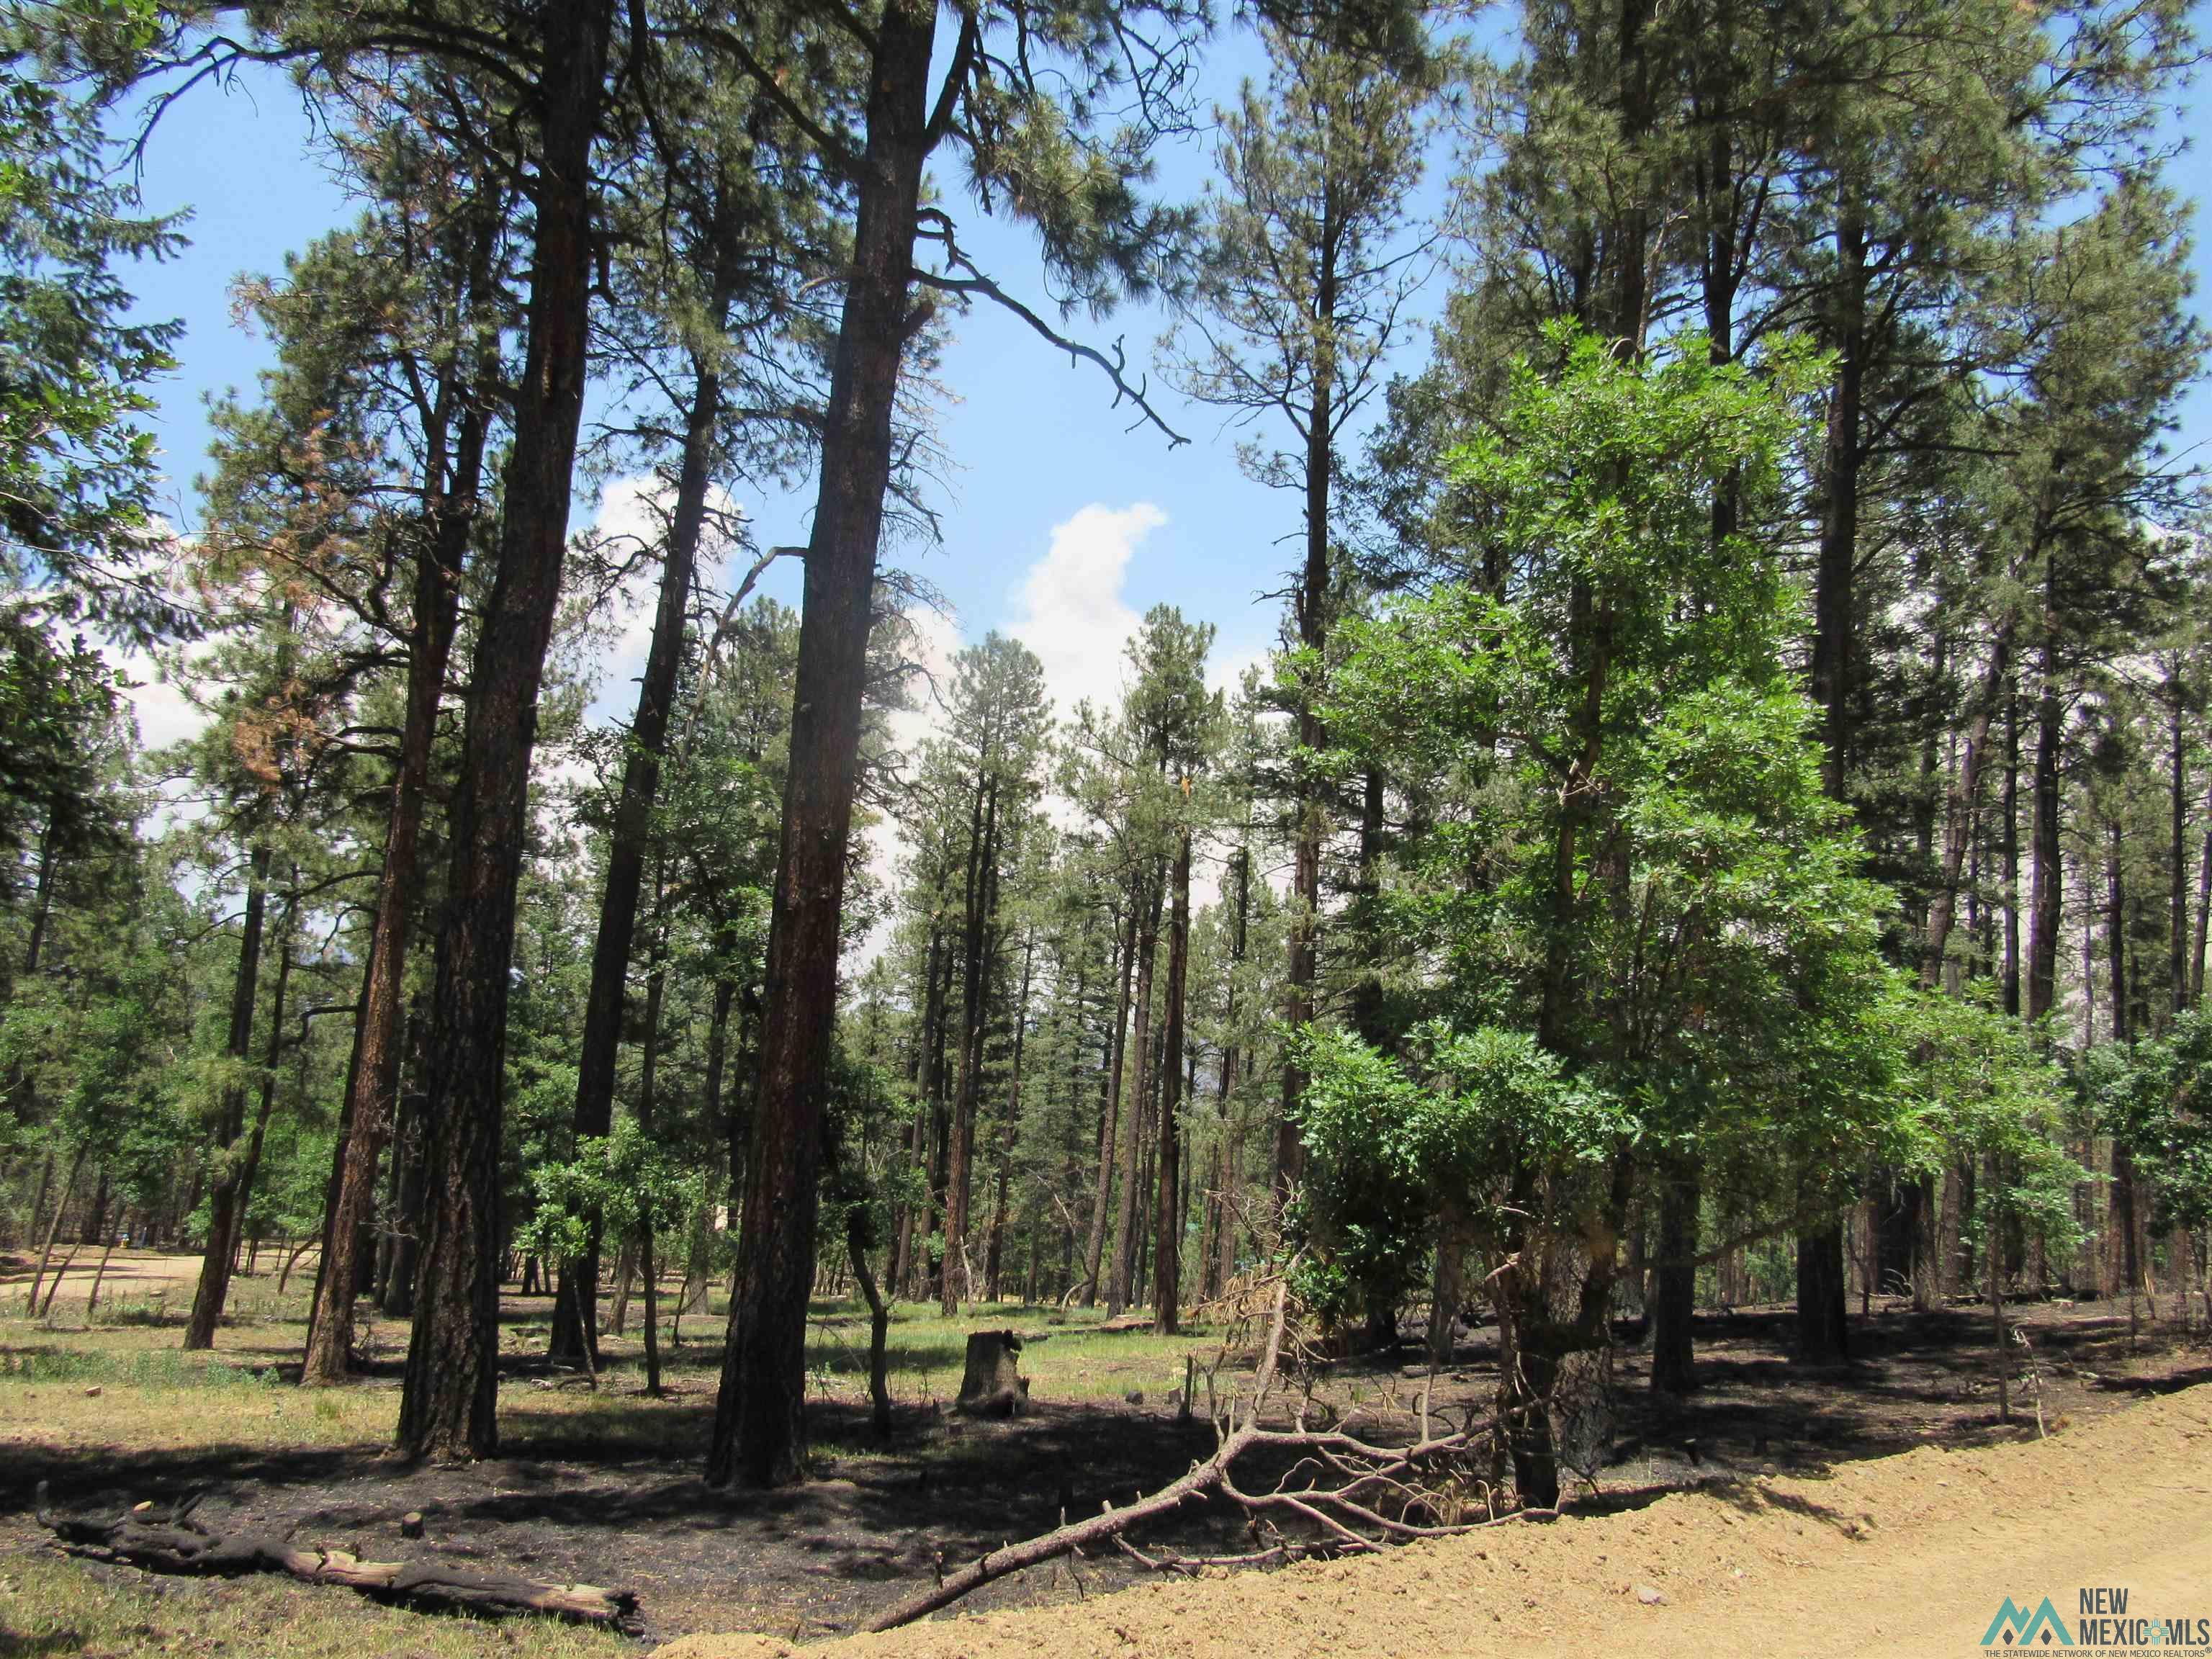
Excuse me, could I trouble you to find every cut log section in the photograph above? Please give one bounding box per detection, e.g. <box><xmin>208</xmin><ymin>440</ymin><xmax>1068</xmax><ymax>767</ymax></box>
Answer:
<box><xmin>35</xmin><ymin>1485</ymin><xmax>639</xmax><ymax>1631</ymax></box>
<box><xmin>953</xmin><ymin>1328</ymin><xmax>1030</xmax><ymax>1417</ymax></box>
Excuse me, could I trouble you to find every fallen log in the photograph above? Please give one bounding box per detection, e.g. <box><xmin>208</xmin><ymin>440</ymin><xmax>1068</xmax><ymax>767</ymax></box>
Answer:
<box><xmin>867</xmin><ymin>1274</ymin><xmax>1519</xmax><ymax>1632</ymax></box>
<box><xmin>866</xmin><ymin>1282</ymin><xmax>1295</xmax><ymax>1632</ymax></box>
<box><xmin>35</xmin><ymin>1485</ymin><xmax>640</xmax><ymax>1631</ymax></box>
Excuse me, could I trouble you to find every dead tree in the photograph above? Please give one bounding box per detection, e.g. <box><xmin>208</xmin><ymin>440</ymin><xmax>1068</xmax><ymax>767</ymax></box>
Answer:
<box><xmin>868</xmin><ymin>1274</ymin><xmax>1528</xmax><ymax>1632</ymax></box>
<box><xmin>953</xmin><ymin>1329</ymin><xmax>1028</xmax><ymax>1417</ymax></box>
<box><xmin>37</xmin><ymin>1486</ymin><xmax>639</xmax><ymax>1630</ymax></box>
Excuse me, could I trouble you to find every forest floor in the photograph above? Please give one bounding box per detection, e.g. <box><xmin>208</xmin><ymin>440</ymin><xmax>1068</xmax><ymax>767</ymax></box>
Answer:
<box><xmin>2</xmin><ymin>1249</ymin><xmax>2210</xmax><ymax>1655</ymax></box>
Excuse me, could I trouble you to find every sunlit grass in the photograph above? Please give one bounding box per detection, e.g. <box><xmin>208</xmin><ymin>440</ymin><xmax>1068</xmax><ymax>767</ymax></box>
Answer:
<box><xmin>0</xmin><ymin>1551</ymin><xmax>630</xmax><ymax>1659</ymax></box>
<box><xmin>800</xmin><ymin>1297</ymin><xmax>1231</xmax><ymax>1408</ymax></box>
<box><xmin>1</xmin><ymin>1249</ymin><xmax>1231</xmax><ymax>1475</ymax></box>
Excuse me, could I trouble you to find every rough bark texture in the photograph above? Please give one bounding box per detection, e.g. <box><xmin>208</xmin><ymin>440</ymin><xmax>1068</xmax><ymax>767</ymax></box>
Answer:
<box><xmin>953</xmin><ymin>1329</ymin><xmax>1028</xmax><ymax>1418</ymax></box>
<box><xmin>302</xmin><ymin>398</ymin><xmax>479</xmax><ymax>1385</ymax></box>
<box><xmin>708</xmin><ymin>0</ymin><xmax>935</xmax><ymax>1488</ymax></box>
<box><xmin>1795</xmin><ymin>1224</ymin><xmax>1851</xmax><ymax>1364</ymax></box>
<box><xmin>397</xmin><ymin>1</ymin><xmax>613</xmax><ymax>1460</ymax></box>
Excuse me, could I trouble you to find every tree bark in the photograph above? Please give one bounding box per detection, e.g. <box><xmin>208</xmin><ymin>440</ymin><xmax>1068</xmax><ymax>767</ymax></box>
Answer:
<box><xmin>304</xmin><ymin>240</ymin><xmax>491</xmax><ymax>1386</ymax></box>
<box><xmin>1110</xmin><ymin>873</ymin><xmax>1164</xmax><ymax>1315</ymax></box>
<box><xmin>2192</xmin><ymin>775</ymin><xmax>2211</xmax><ymax>1009</ymax></box>
<box><xmin>554</xmin><ymin>305</ymin><xmax>732</xmax><ymax>1363</ymax></box>
<box><xmin>1275</xmin><ymin>184</ymin><xmax>1349</xmax><ymax>1201</ymax></box>
<box><xmin>397</xmin><ymin>0</ymin><xmax>614</xmax><ymax>1460</ymax></box>
<box><xmin>1924</xmin><ymin>626</ymin><xmax>2013</xmax><ymax>986</ymax></box>
<box><xmin>1083</xmin><ymin>896</ymin><xmax>1138</xmax><ymax>1303</ymax></box>
<box><xmin>23</xmin><ymin>1146</ymin><xmax>84</xmax><ymax>1317</ymax></box>
<box><xmin>1799</xmin><ymin>197</ymin><xmax>1864</xmax><ymax>1361</ymax></box>
<box><xmin>708</xmin><ymin>0</ymin><xmax>935</xmax><ymax>1487</ymax></box>
<box><xmin>985</xmin><ymin>930</ymin><xmax>1034</xmax><ymax>1303</ymax></box>
<box><xmin>1650</xmin><ymin>1151</ymin><xmax>1699</xmax><ymax>1393</ymax></box>
<box><xmin>1795</xmin><ymin>1223</ymin><xmax>1850</xmax><ymax>1364</ymax></box>
<box><xmin>2027</xmin><ymin>629</ymin><xmax>2064</xmax><ymax>1026</ymax></box>
<box><xmin>2005</xmin><ymin>683</ymin><xmax>2023</xmax><ymax>1017</ymax></box>
<box><xmin>2170</xmin><ymin>685</ymin><xmax>2190</xmax><ymax>1020</ymax></box>
<box><xmin>223</xmin><ymin>933</ymin><xmax>294</xmax><ymax>1298</ymax></box>
<box><xmin>185</xmin><ymin>844</ymin><xmax>271</xmax><ymax>1352</ymax></box>
<box><xmin>847</xmin><ymin>1210</ymin><xmax>892</xmax><ymax>1439</ymax></box>
<box><xmin>942</xmin><ymin>773</ymin><xmax>1002</xmax><ymax>1313</ymax></box>
<box><xmin>1154</xmin><ymin>824</ymin><xmax>1192</xmax><ymax>1334</ymax></box>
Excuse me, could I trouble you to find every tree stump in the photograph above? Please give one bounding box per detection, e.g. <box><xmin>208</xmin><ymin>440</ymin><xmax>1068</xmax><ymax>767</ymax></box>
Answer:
<box><xmin>953</xmin><ymin>1329</ymin><xmax>1028</xmax><ymax>1417</ymax></box>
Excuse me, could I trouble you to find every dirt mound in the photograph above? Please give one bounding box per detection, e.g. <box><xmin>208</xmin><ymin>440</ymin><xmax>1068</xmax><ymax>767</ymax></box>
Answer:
<box><xmin>664</xmin><ymin>1382</ymin><xmax>2212</xmax><ymax>1659</ymax></box>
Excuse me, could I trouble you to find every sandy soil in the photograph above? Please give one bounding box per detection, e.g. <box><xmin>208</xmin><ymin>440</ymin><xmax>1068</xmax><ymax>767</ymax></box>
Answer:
<box><xmin>662</xmin><ymin>1382</ymin><xmax>2212</xmax><ymax>1659</ymax></box>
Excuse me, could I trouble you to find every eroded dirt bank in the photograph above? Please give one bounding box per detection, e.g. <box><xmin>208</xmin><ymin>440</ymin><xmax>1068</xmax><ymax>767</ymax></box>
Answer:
<box><xmin>665</xmin><ymin>1382</ymin><xmax>2212</xmax><ymax>1659</ymax></box>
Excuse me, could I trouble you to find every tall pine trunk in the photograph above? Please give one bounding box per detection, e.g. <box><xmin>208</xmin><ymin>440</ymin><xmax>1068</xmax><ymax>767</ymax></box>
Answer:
<box><xmin>555</xmin><ymin>299</ymin><xmax>732</xmax><ymax>1362</ymax></box>
<box><xmin>942</xmin><ymin>775</ymin><xmax>1001</xmax><ymax>1313</ymax></box>
<box><xmin>1278</xmin><ymin>236</ymin><xmax>1336</xmax><ymax>1200</ymax></box>
<box><xmin>2005</xmin><ymin>685</ymin><xmax>2023</xmax><ymax>1016</ymax></box>
<box><xmin>1083</xmin><ymin>898</ymin><xmax>1138</xmax><ymax>1303</ymax></box>
<box><xmin>398</xmin><ymin>0</ymin><xmax>614</xmax><ymax>1460</ymax></box>
<box><xmin>2170</xmin><ymin>687</ymin><xmax>2190</xmax><ymax>1020</ymax></box>
<box><xmin>984</xmin><ymin>932</ymin><xmax>1033</xmax><ymax>1303</ymax></box>
<box><xmin>2027</xmin><ymin>638</ymin><xmax>2064</xmax><ymax>1026</ymax></box>
<box><xmin>184</xmin><ymin>845</ymin><xmax>271</xmax><ymax>1352</ymax></box>
<box><xmin>1109</xmin><ymin>875</ymin><xmax>1164</xmax><ymax>1315</ymax></box>
<box><xmin>225</xmin><ymin>933</ymin><xmax>294</xmax><ymax>1294</ymax></box>
<box><xmin>1154</xmin><ymin>825</ymin><xmax>1192</xmax><ymax>1335</ymax></box>
<box><xmin>709</xmin><ymin>0</ymin><xmax>935</xmax><ymax>1487</ymax></box>
<box><xmin>1798</xmin><ymin>196</ymin><xmax>1864</xmax><ymax>1369</ymax></box>
<box><xmin>302</xmin><ymin>386</ymin><xmax>482</xmax><ymax>1386</ymax></box>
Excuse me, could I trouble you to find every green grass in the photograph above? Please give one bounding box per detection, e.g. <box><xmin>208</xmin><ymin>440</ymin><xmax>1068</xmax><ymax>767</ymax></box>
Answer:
<box><xmin>0</xmin><ymin>1552</ymin><xmax>631</xmax><ymax>1659</ymax></box>
<box><xmin>799</xmin><ymin>1298</ymin><xmax>1233</xmax><ymax>1407</ymax></box>
<box><xmin>1</xmin><ymin>1272</ymin><xmax>1239</xmax><ymax>1655</ymax></box>
<box><xmin>0</xmin><ymin>1281</ymin><xmax>1231</xmax><ymax>1477</ymax></box>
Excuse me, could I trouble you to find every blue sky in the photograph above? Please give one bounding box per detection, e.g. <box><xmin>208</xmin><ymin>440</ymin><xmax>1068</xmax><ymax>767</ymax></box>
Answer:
<box><xmin>112</xmin><ymin>14</ymin><xmax>2211</xmax><ymax>755</ymax></box>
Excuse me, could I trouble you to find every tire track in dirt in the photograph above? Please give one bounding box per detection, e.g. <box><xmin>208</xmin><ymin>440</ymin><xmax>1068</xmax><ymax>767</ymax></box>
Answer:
<box><xmin>664</xmin><ymin>1382</ymin><xmax>2212</xmax><ymax>1659</ymax></box>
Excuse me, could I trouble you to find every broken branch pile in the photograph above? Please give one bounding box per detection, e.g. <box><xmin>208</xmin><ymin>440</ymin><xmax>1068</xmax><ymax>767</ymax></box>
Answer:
<box><xmin>869</xmin><ymin>1274</ymin><xmax>1531</xmax><ymax>1632</ymax></box>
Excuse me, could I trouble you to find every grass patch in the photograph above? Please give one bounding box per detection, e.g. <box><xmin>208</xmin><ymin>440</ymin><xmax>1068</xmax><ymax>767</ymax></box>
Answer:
<box><xmin>0</xmin><ymin>1552</ymin><xmax>630</xmax><ymax>1659</ymax></box>
<box><xmin>0</xmin><ymin>1345</ymin><xmax>289</xmax><ymax>1388</ymax></box>
<box><xmin>799</xmin><ymin>1298</ymin><xmax>1229</xmax><ymax>1406</ymax></box>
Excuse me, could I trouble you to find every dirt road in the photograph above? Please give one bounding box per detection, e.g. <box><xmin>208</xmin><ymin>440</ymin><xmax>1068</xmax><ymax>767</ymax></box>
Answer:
<box><xmin>665</xmin><ymin>1382</ymin><xmax>2212</xmax><ymax>1659</ymax></box>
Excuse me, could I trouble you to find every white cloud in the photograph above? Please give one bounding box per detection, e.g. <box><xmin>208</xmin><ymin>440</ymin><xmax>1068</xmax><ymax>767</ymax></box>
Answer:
<box><xmin>117</xmin><ymin>646</ymin><xmax>209</xmax><ymax>752</ymax></box>
<box><xmin>858</xmin><ymin>601</ymin><xmax>964</xmax><ymax>961</ymax></box>
<box><xmin>884</xmin><ymin>601</ymin><xmax>963</xmax><ymax>765</ymax></box>
<box><xmin>577</xmin><ymin>472</ymin><xmax>750</xmax><ymax>729</ymax></box>
<box><xmin>1007</xmin><ymin>501</ymin><xmax>1166</xmax><ymax>721</ymax></box>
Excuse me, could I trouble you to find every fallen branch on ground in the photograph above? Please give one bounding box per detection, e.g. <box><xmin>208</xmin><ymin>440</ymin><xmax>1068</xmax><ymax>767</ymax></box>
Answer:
<box><xmin>866</xmin><ymin>1271</ymin><xmax>1514</xmax><ymax>1632</ymax></box>
<box><xmin>36</xmin><ymin>1485</ymin><xmax>641</xmax><ymax>1631</ymax></box>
